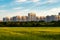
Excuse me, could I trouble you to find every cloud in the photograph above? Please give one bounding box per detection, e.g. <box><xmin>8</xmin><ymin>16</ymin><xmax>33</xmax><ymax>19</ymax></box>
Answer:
<box><xmin>15</xmin><ymin>0</ymin><xmax>40</xmax><ymax>3</ymax></box>
<box><xmin>12</xmin><ymin>7</ymin><xmax>60</xmax><ymax>16</ymax></box>
<box><xmin>6</xmin><ymin>9</ymin><xmax>29</xmax><ymax>16</ymax></box>
<box><xmin>15</xmin><ymin>0</ymin><xmax>27</xmax><ymax>2</ymax></box>
<box><xmin>31</xmin><ymin>0</ymin><xmax>40</xmax><ymax>2</ymax></box>
<box><xmin>0</xmin><ymin>10</ymin><xmax>7</xmax><ymax>13</ymax></box>
<box><xmin>46</xmin><ymin>8</ymin><xmax>60</xmax><ymax>15</ymax></box>
<box><xmin>0</xmin><ymin>7</ymin><xmax>60</xmax><ymax>20</ymax></box>
<box><xmin>47</xmin><ymin>0</ymin><xmax>59</xmax><ymax>3</ymax></box>
<box><xmin>36</xmin><ymin>7</ymin><xmax>60</xmax><ymax>16</ymax></box>
<box><xmin>36</xmin><ymin>0</ymin><xmax>60</xmax><ymax>5</ymax></box>
<box><xmin>26</xmin><ymin>7</ymin><xmax>60</xmax><ymax>16</ymax></box>
<box><xmin>13</xmin><ymin>7</ymin><xmax>24</xmax><ymax>10</ymax></box>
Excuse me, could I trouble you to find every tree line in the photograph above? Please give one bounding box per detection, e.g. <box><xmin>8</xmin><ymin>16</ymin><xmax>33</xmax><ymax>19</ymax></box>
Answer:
<box><xmin>0</xmin><ymin>21</ymin><xmax>60</xmax><ymax>27</ymax></box>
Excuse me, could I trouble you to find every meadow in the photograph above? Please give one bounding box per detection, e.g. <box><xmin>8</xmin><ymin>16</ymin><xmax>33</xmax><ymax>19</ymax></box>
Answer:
<box><xmin>0</xmin><ymin>27</ymin><xmax>60</xmax><ymax>40</ymax></box>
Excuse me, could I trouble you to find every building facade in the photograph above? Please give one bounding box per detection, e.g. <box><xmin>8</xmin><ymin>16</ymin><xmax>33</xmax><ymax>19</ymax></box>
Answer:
<box><xmin>28</xmin><ymin>13</ymin><xmax>36</xmax><ymax>21</ymax></box>
<box><xmin>3</xmin><ymin>13</ymin><xmax>60</xmax><ymax>22</ymax></box>
<box><xmin>3</xmin><ymin>17</ymin><xmax>10</xmax><ymax>22</ymax></box>
<box><xmin>10</xmin><ymin>16</ymin><xmax>20</xmax><ymax>22</ymax></box>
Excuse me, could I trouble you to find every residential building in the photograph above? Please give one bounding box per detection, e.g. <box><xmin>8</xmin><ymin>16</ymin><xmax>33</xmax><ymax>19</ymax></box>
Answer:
<box><xmin>36</xmin><ymin>16</ymin><xmax>40</xmax><ymax>21</ymax></box>
<box><xmin>3</xmin><ymin>17</ymin><xmax>10</xmax><ymax>22</ymax></box>
<box><xmin>45</xmin><ymin>16</ymin><xmax>51</xmax><ymax>22</ymax></box>
<box><xmin>40</xmin><ymin>16</ymin><xmax>45</xmax><ymax>21</ymax></box>
<box><xmin>3</xmin><ymin>13</ymin><xmax>60</xmax><ymax>22</ymax></box>
<box><xmin>28</xmin><ymin>13</ymin><xmax>36</xmax><ymax>21</ymax></box>
<box><xmin>10</xmin><ymin>16</ymin><xmax>20</xmax><ymax>22</ymax></box>
<box><xmin>21</xmin><ymin>16</ymin><xmax>28</xmax><ymax>22</ymax></box>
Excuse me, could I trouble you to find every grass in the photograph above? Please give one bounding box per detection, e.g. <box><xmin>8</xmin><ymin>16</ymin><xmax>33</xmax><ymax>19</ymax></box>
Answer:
<box><xmin>0</xmin><ymin>27</ymin><xmax>60</xmax><ymax>40</ymax></box>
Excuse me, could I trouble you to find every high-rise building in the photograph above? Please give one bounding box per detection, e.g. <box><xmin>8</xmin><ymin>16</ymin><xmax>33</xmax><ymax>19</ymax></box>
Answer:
<box><xmin>45</xmin><ymin>16</ymin><xmax>51</xmax><ymax>22</ymax></box>
<box><xmin>59</xmin><ymin>13</ymin><xmax>60</xmax><ymax>15</ymax></box>
<box><xmin>21</xmin><ymin>16</ymin><xmax>28</xmax><ymax>22</ymax></box>
<box><xmin>40</xmin><ymin>16</ymin><xmax>45</xmax><ymax>21</ymax></box>
<box><xmin>3</xmin><ymin>13</ymin><xmax>60</xmax><ymax>22</ymax></box>
<box><xmin>50</xmin><ymin>15</ymin><xmax>59</xmax><ymax>21</ymax></box>
<box><xmin>36</xmin><ymin>16</ymin><xmax>40</xmax><ymax>21</ymax></box>
<box><xmin>3</xmin><ymin>17</ymin><xmax>10</xmax><ymax>22</ymax></box>
<box><xmin>58</xmin><ymin>15</ymin><xmax>60</xmax><ymax>20</ymax></box>
<box><xmin>10</xmin><ymin>16</ymin><xmax>20</xmax><ymax>22</ymax></box>
<box><xmin>28</xmin><ymin>13</ymin><xmax>36</xmax><ymax>21</ymax></box>
<box><xmin>10</xmin><ymin>16</ymin><xmax>28</xmax><ymax>22</ymax></box>
<box><xmin>45</xmin><ymin>15</ymin><xmax>59</xmax><ymax>22</ymax></box>
<box><xmin>58</xmin><ymin>13</ymin><xmax>60</xmax><ymax>20</ymax></box>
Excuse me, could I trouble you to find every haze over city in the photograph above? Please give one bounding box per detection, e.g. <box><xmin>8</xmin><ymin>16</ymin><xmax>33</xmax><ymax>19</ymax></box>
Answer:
<box><xmin>0</xmin><ymin>0</ymin><xmax>60</xmax><ymax>20</ymax></box>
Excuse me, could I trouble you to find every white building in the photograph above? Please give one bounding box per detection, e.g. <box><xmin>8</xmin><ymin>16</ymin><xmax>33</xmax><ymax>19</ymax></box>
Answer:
<box><xmin>3</xmin><ymin>13</ymin><xmax>60</xmax><ymax>22</ymax></box>
<box><xmin>28</xmin><ymin>13</ymin><xmax>36</xmax><ymax>21</ymax></box>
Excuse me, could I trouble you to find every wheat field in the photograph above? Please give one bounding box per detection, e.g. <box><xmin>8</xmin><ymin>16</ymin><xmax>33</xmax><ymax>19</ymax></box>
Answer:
<box><xmin>0</xmin><ymin>27</ymin><xmax>60</xmax><ymax>40</ymax></box>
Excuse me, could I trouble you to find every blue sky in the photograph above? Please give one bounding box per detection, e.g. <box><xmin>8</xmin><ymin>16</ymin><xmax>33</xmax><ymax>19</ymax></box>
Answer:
<box><xmin>0</xmin><ymin>0</ymin><xmax>60</xmax><ymax>20</ymax></box>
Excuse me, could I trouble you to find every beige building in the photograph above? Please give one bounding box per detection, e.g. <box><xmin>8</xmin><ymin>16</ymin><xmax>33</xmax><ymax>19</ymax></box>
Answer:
<box><xmin>28</xmin><ymin>13</ymin><xmax>36</xmax><ymax>21</ymax></box>
<box><xmin>10</xmin><ymin>16</ymin><xmax>28</xmax><ymax>22</ymax></box>
<box><xmin>21</xmin><ymin>16</ymin><xmax>28</xmax><ymax>22</ymax></box>
<box><xmin>3</xmin><ymin>13</ymin><xmax>60</xmax><ymax>22</ymax></box>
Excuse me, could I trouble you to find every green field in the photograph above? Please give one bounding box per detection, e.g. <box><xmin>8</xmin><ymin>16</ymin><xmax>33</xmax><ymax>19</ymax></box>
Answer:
<box><xmin>0</xmin><ymin>27</ymin><xmax>60</xmax><ymax>40</ymax></box>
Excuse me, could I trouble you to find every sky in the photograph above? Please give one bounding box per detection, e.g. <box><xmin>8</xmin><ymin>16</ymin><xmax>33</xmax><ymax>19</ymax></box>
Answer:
<box><xmin>0</xmin><ymin>0</ymin><xmax>60</xmax><ymax>20</ymax></box>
